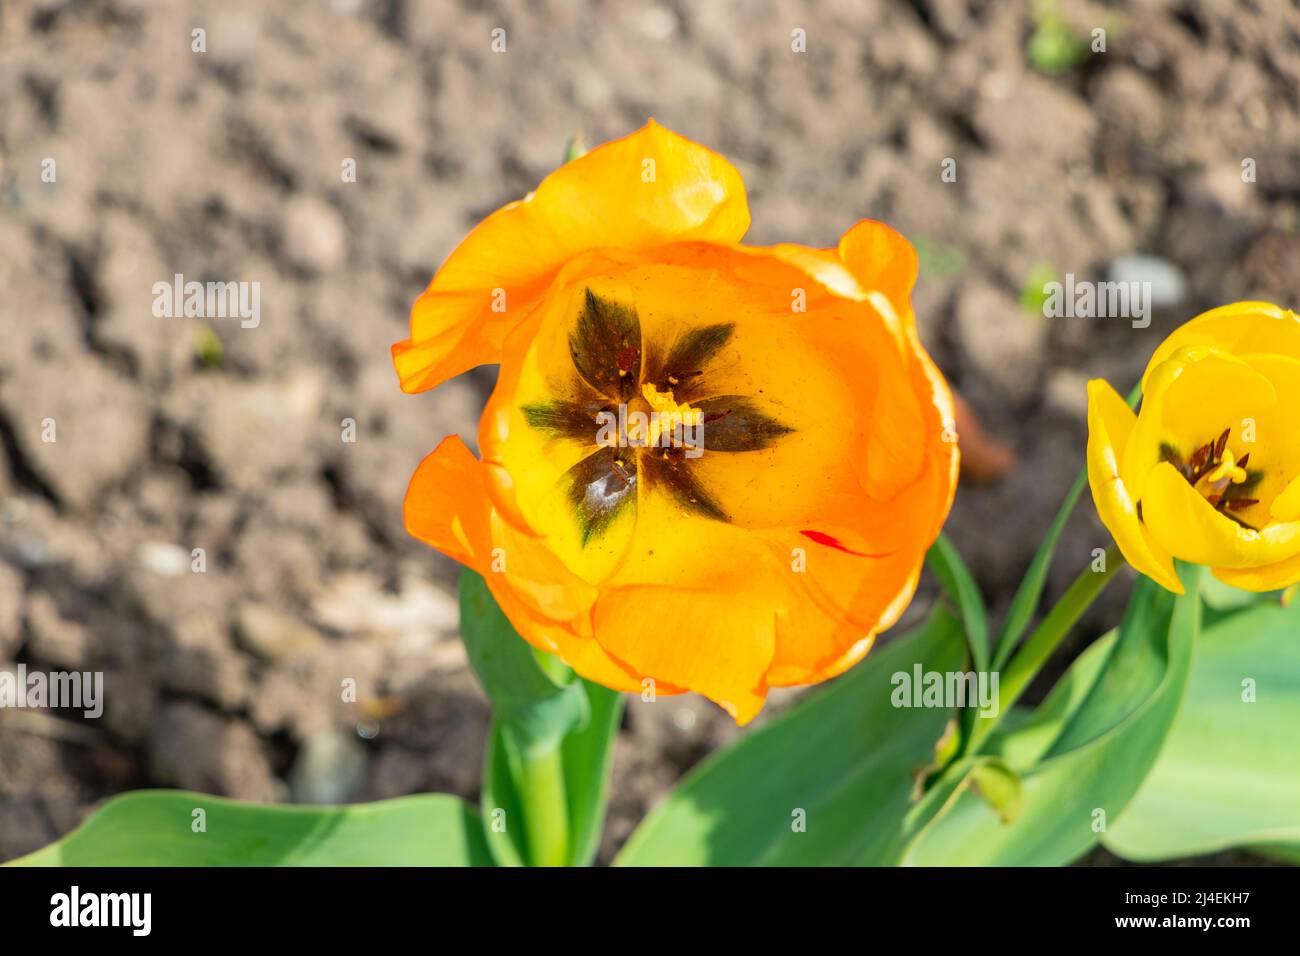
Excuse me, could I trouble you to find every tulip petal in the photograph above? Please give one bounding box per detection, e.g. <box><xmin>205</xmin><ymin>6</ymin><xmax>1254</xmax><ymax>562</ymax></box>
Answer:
<box><xmin>393</xmin><ymin>120</ymin><xmax>751</xmax><ymax>393</ymax></box>
<box><xmin>1141</xmin><ymin>461</ymin><xmax>1300</xmax><ymax>569</ymax></box>
<box><xmin>1122</xmin><ymin>349</ymin><xmax>1276</xmax><ymax>503</ymax></box>
<box><xmin>592</xmin><ymin>580</ymin><xmax>776</xmax><ymax>725</ymax></box>
<box><xmin>1086</xmin><ymin>380</ymin><xmax>1183</xmax><ymax>594</ymax></box>
<box><xmin>1142</xmin><ymin>302</ymin><xmax>1300</xmax><ymax>394</ymax></box>
<box><xmin>1271</xmin><ymin>475</ymin><xmax>1300</xmax><ymax>522</ymax></box>
<box><xmin>402</xmin><ymin>436</ymin><xmax>653</xmax><ymax>694</ymax></box>
<box><xmin>1212</xmin><ymin>552</ymin><xmax>1300</xmax><ymax>592</ymax></box>
<box><xmin>764</xmin><ymin>531</ymin><xmax>921</xmax><ymax>686</ymax></box>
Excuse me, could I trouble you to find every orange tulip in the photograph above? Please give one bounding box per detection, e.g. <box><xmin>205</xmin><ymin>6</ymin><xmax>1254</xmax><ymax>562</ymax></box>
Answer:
<box><xmin>394</xmin><ymin>121</ymin><xmax>959</xmax><ymax>723</ymax></box>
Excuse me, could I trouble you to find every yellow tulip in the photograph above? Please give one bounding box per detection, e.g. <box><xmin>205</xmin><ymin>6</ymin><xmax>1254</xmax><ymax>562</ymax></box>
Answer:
<box><xmin>394</xmin><ymin>121</ymin><xmax>959</xmax><ymax>723</ymax></box>
<box><xmin>1088</xmin><ymin>301</ymin><xmax>1300</xmax><ymax>594</ymax></box>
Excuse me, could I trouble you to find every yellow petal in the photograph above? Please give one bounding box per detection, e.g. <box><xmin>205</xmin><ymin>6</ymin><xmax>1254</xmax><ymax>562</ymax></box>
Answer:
<box><xmin>1142</xmin><ymin>302</ymin><xmax>1300</xmax><ymax>393</ymax></box>
<box><xmin>1122</xmin><ymin>348</ymin><xmax>1276</xmax><ymax>502</ymax></box>
<box><xmin>393</xmin><ymin>120</ymin><xmax>751</xmax><ymax>393</ymax></box>
<box><xmin>1213</xmin><ymin>552</ymin><xmax>1300</xmax><ymax>592</ymax></box>
<box><xmin>1141</xmin><ymin>461</ymin><xmax>1300</xmax><ymax>569</ymax></box>
<box><xmin>1271</xmin><ymin>474</ymin><xmax>1300</xmax><ymax>522</ymax></box>
<box><xmin>1086</xmin><ymin>380</ymin><xmax>1183</xmax><ymax>594</ymax></box>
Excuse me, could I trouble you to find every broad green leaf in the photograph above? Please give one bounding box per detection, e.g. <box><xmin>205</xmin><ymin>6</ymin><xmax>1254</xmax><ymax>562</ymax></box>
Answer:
<box><xmin>7</xmin><ymin>791</ymin><xmax>492</xmax><ymax>866</ymax></box>
<box><xmin>1103</xmin><ymin>600</ymin><xmax>1300</xmax><ymax>861</ymax></box>
<box><xmin>614</xmin><ymin>608</ymin><xmax>967</xmax><ymax>866</ymax></box>
<box><xmin>927</xmin><ymin>533</ymin><xmax>989</xmax><ymax>674</ymax></box>
<box><xmin>482</xmin><ymin>679</ymin><xmax>625</xmax><ymax>867</ymax></box>
<box><xmin>1259</xmin><ymin>844</ymin><xmax>1300</xmax><ymax>864</ymax></box>
<box><xmin>903</xmin><ymin>568</ymin><xmax>1201</xmax><ymax>865</ymax></box>
<box><xmin>984</xmin><ymin>630</ymin><xmax>1118</xmax><ymax>770</ymax></box>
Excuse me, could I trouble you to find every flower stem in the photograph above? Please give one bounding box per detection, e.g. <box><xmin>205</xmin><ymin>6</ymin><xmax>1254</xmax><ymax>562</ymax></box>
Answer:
<box><xmin>968</xmin><ymin>544</ymin><xmax>1124</xmax><ymax>754</ymax></box>
<box><xmin>508</xmin><ymin>731</ymin><xmax>571</xmax><ymax>867</ymax></box>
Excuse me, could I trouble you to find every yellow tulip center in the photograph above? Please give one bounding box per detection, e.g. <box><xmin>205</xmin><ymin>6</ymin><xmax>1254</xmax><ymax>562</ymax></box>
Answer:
<box><xmin>636</xmin><ymin>383</ymin><xmax>703</xmax><ymax>449</ymax></box>
<box><xmin>1161</xmin><ymin>426</ymin><xmax>1262</xmax><ymax>527</ymax></box>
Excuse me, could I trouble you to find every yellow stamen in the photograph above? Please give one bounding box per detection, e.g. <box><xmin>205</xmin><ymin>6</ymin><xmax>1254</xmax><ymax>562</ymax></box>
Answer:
<box><xmin>641</xmin><ymin>383</ymin><xmax>702</xmax><ymax>447</ymax></box>
<box><xmin>1204</xmin><ymin>450</ymin><xmax>1248</xmax><ymax>486</ymax></box>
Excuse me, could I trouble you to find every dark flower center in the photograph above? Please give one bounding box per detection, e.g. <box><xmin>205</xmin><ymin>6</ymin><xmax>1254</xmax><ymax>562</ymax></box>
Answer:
<box><xmin>522</xmin><ymin>288</ymin><xmax>792</xmax><ymax>544</ymax></box>
<box><xmin>1159</xmin><ymin>426</ymin><xmax>1262</xmax><ymax>529</ymax></box>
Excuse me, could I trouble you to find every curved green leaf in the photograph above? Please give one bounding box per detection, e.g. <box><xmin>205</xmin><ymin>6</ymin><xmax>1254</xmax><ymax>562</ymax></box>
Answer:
<box><xmin>903</xmin><ymin>568</ymin><xmax>1201</xmax><ymax>865</ymax></box>
<box><xmin>459</xmin><ymin>570</ymin><xmax>585</xmax><ymax>747</ymax></box>
<box><xmin>1103</xmin><ymin>600</ymin><xmax>1300</xmax><ymax>861</ymax></box>
<box><xmin>992</xmin><ymin>385</ymin><xmax>1140</xmax><ymax>670</ymax></box>
<box><xmin>927</xmin><ymin>533</ymin><xmax>989</xmax><ymax>674</ymax></box>
<box><xmin>614</xmin><ymin>608</ymin><xmax>966</xmax><ymax>866</ymax></box>
<box><xmin>991</xmin><ymin>470</ymin><xmax>1088</xmax><ymax>670</ymax></box>
<box><xmin>7</xmin><ymin>791</ymin><xmax>492</xmax><ymax>866</ymax></box>
<box><xmin>482</xmin><ymin>679</ymin><xmax>624</xmax><ymax>867</ymax></box>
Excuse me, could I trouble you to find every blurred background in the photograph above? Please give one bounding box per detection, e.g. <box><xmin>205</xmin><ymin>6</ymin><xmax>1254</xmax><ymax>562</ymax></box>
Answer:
<box><xmin>2</xmin><ymin>0</ymin><xmax>1298</xmax><ymax>864</ymax></box>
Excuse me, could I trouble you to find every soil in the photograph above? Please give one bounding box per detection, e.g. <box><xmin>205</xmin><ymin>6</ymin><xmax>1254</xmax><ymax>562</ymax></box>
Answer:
<box><xmin>2</xmin><ymin>0</ymin><xmax>1298</xmax><ymax>865</ymax></box>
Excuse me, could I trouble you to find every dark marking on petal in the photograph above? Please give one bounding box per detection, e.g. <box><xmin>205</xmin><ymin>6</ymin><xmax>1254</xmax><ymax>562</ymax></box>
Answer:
<box><xmin>565</xmin><ymin>446</ymin><xmax>636</xmax><ymax>545</ymax></box>
<box><xmin>522</xmin><ymin>398</ymin><xmax>610</xmax><ymax>443</ymax></box>
<box><xmin>570</xmin><ymin>288</ymin><xmax>641</xmax><ymax>401</ymax></box>
<box><xmin>640</xmin><ymin>451</ymin><xmax>728</xmax><ymax>522</ymax></box>
<box><xmin>695</xmin><ymin>395</ymin><xmax>793</xmax><ymax>452</ymax></box>
<box><xmin>644</xmin><ymin>323</ymin><xmax>735</xmax><ymax>399</ymax></box>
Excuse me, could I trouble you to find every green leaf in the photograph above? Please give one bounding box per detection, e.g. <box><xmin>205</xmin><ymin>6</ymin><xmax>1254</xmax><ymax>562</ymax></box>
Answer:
<box><xmin>968</xmin><ymin>759</ymin><xmax>1023</xmax><ymax>824</ymax></box>
<box><xmin>984</xmin><ymin>630</ymin><xmax>1118</xmax><ymax>769</ymax></box>
<box><xmin>7</xmin><ymin>791</ymin><xmax>492</xmax><ymax>866</ymax></box>
<box><xmin>903</xmin><ymin>567</ymin><xmax>1201</xmax><ymax>865</ymax></box>
<box><xmin>927</xmin><ymin>533</ymin><xmax>989</xmax><ymax>674</ymax></box>
<box><xmin>991</xmin><ymin>469</ymin><xmax>1087</xmax><ymax>670</ymax></box>
<box><xmin>614</xmin><ymin>607</ymin><xmax>967</xmax><ymax>866</ymax></box>
<box><xmin>1198</xmin><ymin>573</ymin><xmax>1270</xmax><ymax>611</ymax></box>
<box><xmin>461</xmin><ymin>570</ymin><xmax>624</xmax><ymax>866</ymax></box>
<box><xmin>482</xmin><ymin>679</ymin><xmax>625</xmax><ymax>867</ymax></box>
<box><xmin>1103</xmin><ymin>600</ymin><xmax>1300</xmax><ymax>861</ymax></box>
<box><xmin>560</xmin><ymin>681</ymin><xmax>625</xmax><ymax>865</ymax></box>
<box><xmin>992</xmin><ymin>383</ymin><xmax>1139</xmax><ymax>672</ymax></box>
<box><xmin>459</xmin><ymin>570</ymin><xmax>586</xmax><ymax>748</ymax></box>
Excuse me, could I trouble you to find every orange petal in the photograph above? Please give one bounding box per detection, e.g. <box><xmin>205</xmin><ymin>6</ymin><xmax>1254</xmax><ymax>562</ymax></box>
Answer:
<box><xmin>593</xmin><ymin>582</ymin><xmax>775</xmax><ymax>725</ymax></box>
<box><xmin>393</xmin><ymin>120</ymin><xmax>750</xmax><ymax>393</ymax></box>
<box><xmin>401</xmin><ymin>436</ymin><xmax>659</xmax><ymax>695</ymax></box>
<box><xmin>403</xmin><ymin>435</ymin><xmax>495</xmax><ymax>570</ymax></box>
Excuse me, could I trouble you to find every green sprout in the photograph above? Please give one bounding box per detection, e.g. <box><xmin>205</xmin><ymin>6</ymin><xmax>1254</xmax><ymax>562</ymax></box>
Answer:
<box><xmin>195</xmin><ymin>323</ymin><xmax>224</xmax><ymax>368</ymax></box>
<box><xmin>1019</xmin><ymin>262</ymin><xmax>1058</xmax><ymax>317</ymax></box>
<box><xmin>913</xmin><ymin>237</ymin><xmax>967</xmax><ymax>279</ymax></box>
<box><xmin>1027</xmin><ymin>0</ymin><xmax>1091</xmax><ymax>75</ymax></box>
